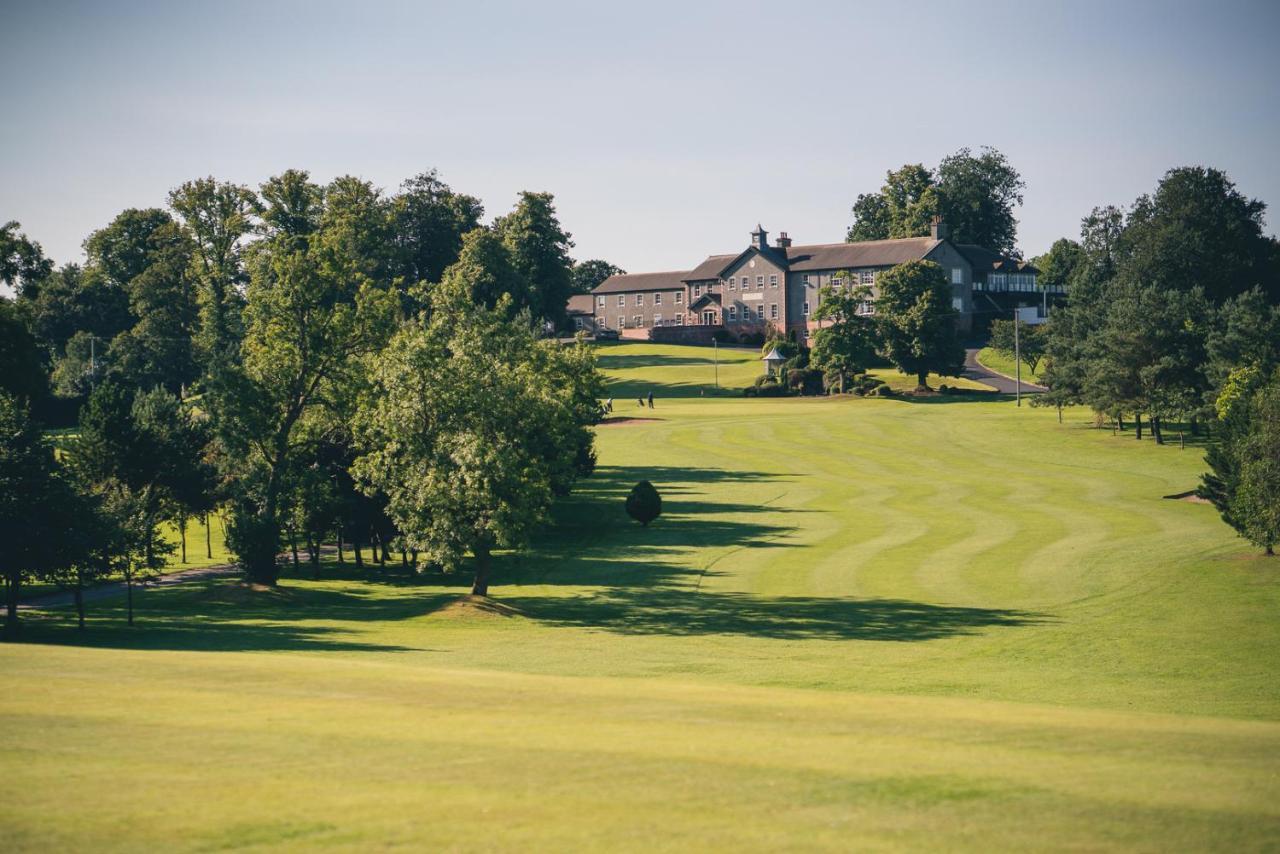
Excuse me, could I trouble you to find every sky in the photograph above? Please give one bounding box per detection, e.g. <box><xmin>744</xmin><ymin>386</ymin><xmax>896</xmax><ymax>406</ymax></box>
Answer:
<box><xmin>2</xmin><ymin>0</ymin><xmax>1278</xmax><ymax>285</ymax></box>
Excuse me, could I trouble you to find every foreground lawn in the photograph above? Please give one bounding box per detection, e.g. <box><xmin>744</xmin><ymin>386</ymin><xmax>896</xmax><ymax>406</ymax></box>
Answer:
<box><xmin>3</xmin><ymin>343</ymin><xmax>1278</xmax><ymax>850</ymax></box>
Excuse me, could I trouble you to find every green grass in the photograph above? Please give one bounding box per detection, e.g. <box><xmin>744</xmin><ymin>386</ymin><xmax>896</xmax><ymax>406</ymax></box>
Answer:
<box><xmin>978</xmin><ymin>346</ymin><xmax>1044</xmax><ymax>385</ymax></box>
<box><xmin>4</xmin><ymin>342</ymin><xmax>1278</xmax><ymax>850</ymax></box>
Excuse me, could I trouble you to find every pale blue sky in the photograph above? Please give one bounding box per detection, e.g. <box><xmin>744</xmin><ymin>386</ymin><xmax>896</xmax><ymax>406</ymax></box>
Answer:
<box><xmin>2</xmin><ymin>0</ymin><xmax>1277</xmax><ymax>280</ymax></box>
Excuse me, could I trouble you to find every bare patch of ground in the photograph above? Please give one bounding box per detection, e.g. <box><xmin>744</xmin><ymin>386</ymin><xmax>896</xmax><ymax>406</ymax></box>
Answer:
<box><xmin>1163</xmin><ymin>490</ymin><xmax>1211</xmax><ymax>504</ymax></box>
<box><xmin>431</xmin><ymin>595</ymin><xmax>525</xmax><ymax>619</ymax></box>
<box><xmin>598</xmin><ymin>416</ymin><xmax>663</xmax><ymax>426</ymax></box>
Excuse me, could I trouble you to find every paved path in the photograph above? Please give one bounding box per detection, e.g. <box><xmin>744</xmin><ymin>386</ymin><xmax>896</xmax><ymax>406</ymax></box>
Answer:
<box><xmin>17</xmin><ymin>563</ymin><xmax>240</xmax><ymax>611</ymax></box>
<box><xmin>963</xmin><ymin>347</ymin><xmax>1046</xmax><ymax>394</ymax></box>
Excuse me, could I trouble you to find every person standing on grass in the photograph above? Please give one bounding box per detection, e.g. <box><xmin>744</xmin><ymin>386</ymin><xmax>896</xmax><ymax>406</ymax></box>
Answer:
<box><xmin>647</xmin><ymin>391</ymin><xmax>654</xmax><ymax>409</ymax></box>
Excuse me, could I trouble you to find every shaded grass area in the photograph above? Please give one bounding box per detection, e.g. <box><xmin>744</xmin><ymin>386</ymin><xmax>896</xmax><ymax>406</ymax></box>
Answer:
<box><xmin>977</xmin><ymin>346</ymin><xmax>1044</xmax><ymax>385</ymax></box>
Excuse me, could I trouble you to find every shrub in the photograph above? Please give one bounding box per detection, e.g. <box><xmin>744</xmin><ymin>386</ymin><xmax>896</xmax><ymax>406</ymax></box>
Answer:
<box><xmin>625</xmin><ymin>480</ymin><xmax>662</xmax><ymax>527</ymax></box>
<box><xmin>787</xmin><ymin>368</ymin><xmax>825</xmax><ymax>396</ymax></box>
<box><xmin>712</xmin><ymin>329</ymin><xmax>733</xmax><ymax>344</ymax></box>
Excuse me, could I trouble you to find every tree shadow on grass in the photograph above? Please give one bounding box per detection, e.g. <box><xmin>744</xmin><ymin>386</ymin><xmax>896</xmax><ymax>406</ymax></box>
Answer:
<box><xmin>504</xmin><ymin>587</ymin><xmax>1044</xmax><ymax>641</ymax></box>
<box><xmin>13</xmin><ymin>579</ymin><xmax>437</xmax><ymax>653</ymax></box>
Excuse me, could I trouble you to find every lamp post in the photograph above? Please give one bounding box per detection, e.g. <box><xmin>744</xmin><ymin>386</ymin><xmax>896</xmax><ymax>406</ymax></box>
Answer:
<box><xmin>1014</xmin><ymin>308</ymin><xmax>1021</xmax><ymax>407</ymax></box>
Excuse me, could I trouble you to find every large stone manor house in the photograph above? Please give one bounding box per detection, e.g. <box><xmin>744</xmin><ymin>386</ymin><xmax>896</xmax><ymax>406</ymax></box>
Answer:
<box><xmin>568</xmin><ymin>221</ymin><xmax>1049</xmax><ymax>342</ymax></box>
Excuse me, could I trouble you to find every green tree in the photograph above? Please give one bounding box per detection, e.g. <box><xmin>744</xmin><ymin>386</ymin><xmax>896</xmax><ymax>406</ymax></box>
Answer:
<box><xmin>0</xmin><ymin>220</ymin><xmax>54</xmax><ymax>299</ymax></box>
<box><xmin>571</xmin><ymin>259</ymin><xmax>625</xmax><ymax>295</ymax></box>
<box><xmin>390</xmin><ymin>170</ymin><xmax>484</xmax><ymax>306</ymax></box>
<box><xmin>168</xmin><ymin>178</ymin><xmax>259</xmax><ymax>366</ymax></box>
<box><xmin>215</xmin><ymin>173</ymin><xmax>397</xmax><ymax>584</ymax></box>
<box><xmin>846</xmin><ymin>192</ymin><xmax>891</xmax><ymax>242</ymax></box>
<box><xmin>989</xmin><ymin>319</ymin><xmax>1047</xmax><ymax>376</ymax></box>
<box><xmin>432</xmin><ymin>227</ymin><xmax>530</xmax><ymax>313</ymax></box>
<box><xmin>494</xmin><ymin>191</ymin><xmax>575</xmax><ymax>328</ymax></box>
<box><xmin>874</xmin><ymin>260</ymin><xmax>964</xmax><ymax>391</ymax></box>
<box><xmin>625</xmin><ymin>481</ymin><xmax>662</xmax><ymax>527</ymax></box>
<box><xmin>1</xmin><ymin>392</ymin><xmax>94</xmax><ymax>638</ymax></box>
<box><xmin>1030</xmin><ymin>238</ymin><xmax>1085</xmax><ymax>293</ymax></box>
<box><xmin>353</xmin><ymin>289</ymin><xmax>600</xmax><ymax>596</ymax></box>
<box><xmin>0</xmin><ymin>299</ymin><xmax>48</xmax><ymax>402</ymax></box>
<box><xmin>810</xmin><ymin>279</ymin><xmax>878</xmax><ymax>392</ymax></box>
<box><xmin>1202</xmin><ymin>367</ymin><xmax>1280</xmax><ymax>555</ymax></box>
<box><xmin>73</xmin><ymin>383</ymin><xmax>207</xmax><ymax>622</ymax></box>
<box><xmin>935</xmin><ymin>147</ymin><xmax>1025</xmax><ymax>255</ymax></box>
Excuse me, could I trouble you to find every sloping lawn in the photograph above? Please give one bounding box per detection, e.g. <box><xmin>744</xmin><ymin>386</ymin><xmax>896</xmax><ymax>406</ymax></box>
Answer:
<box><xmin>4</xmin><ymin>343</ymin><xmax>1277</xmax><ymax>850</ymax></box>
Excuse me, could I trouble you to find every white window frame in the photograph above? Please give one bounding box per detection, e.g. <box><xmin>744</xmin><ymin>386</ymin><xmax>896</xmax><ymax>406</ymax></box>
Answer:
<box><xmin>597</xmin><ymin>296</ymin><xmax>605</xmax><ymax>307</ymax></box>
<box><xmin>675</xmin><ymin>314</ymin><xmax>684</xmax><ymax>325</ymax></box>
<box><xmin>729</xmin><ymin>277</ymin><xmax>737</xmax><ymax>291</ymax></box>
<box><xmin>674</xmin><ymin>291</ymin><xmax>683</xmax><ymax>305</ymax></box>
<box><xmin>633</xmin><ymin>314</ymin><xmax>644</xmax><ymax>327</ymax></box>
<box><xmin>770</xmin><ymin>274</ymin><xmax>778</xmax><ymax>287</ymax></box>
<box><xmin>756</xmin><ymin>275</ymin><xmax>764</xmax><ymax>287</ymax></box>
<box><xmin>617</xmin><ymin>316</ymin><xmax>625</xmax><ymax>328</ymax></box>
<box><xmin>727</xmin><ymin>306</ymin><xmax>737</xmax><ymax>321</ymax></box>
<box><xmin>860</xmin><ymin>270</ymin><xmax>874</xmax><ymax>285</ymax></box>
<box><xmin>802</xmin><ymin>301</ymin><xmax>810</xmax><ymax>317</ymax></box>
<box><xmin>635</xmin><ymin>293</ymin><xmax>644</xmax><ymax>306</ymax></box>
<box><xmin>802</xmin><ymin>274</ymin><xmax>810</xmax><ymax>286</ymax></box>
<box><xmin>654</xmin><ymin>292</ymin><xmax>662</xmax><ymax>306</ymax></box>
<box><xmin>654</xmin><ymin>312</ymin><xmax>662</xmax><ymax>325</ymax></box>
<box><xmin>952</xmin><ymin>267</ymin><xmax>963</xmax><ymax>285</ymax></box>
<box><xmin>617</xmin><ymin>295</ymin><xmax>625</xmax><ymax>307</ymax></box>
<box><xmin>770</xmin><ymin>303</ymin><xmax>778</xmax><ymax>319</ymax></box>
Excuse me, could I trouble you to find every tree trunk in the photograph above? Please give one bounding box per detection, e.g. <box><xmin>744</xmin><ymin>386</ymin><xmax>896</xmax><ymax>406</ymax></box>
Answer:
<box><xmin>307</xmin><ymin>531</ymin><xmax>320</xmax><ymax>580</ymax></box>
<box><xmin>205</xmin><ymin>513</ymin><xmax>212</xmax><ymax>559</ymax></box>
<box><xmin>1152</xmin><ymin>416</ymin><xmax>1164</xmax><ymax>445</ymax></box>
<box><xmin>1265</xmin><ymin>544</ymin><xmax>1274</xmax><ymax>557</ymax></box>
<box><xmin>470</xmin><ymin>542</ymin><xmax>492</xmax><ymax>597</ymax></box>
<box><xmin>337</xmin><ymin>526</ymin><xmax>344</xmax><ymax>565</ymax></box>
<box><xmin>289</xmin><ymin>528</ymin><xmax>300</xmax><ymax>569</ymax></box>
<box><xmin>180</xmin><ymin>514</ymin><xmax>188</xmax><ymax>563</ymax></box>
<box><xmin>354</xmin><ymin>531</ymin><xmax>364</xmax><ymax>568</ymax></box>
<box><xmin>125</xmin><ymin>565</ymin><xmax>134</xmax><ymax>627</ymax></box>
<box><xmin>1190</xmin><ymin>416</ymin><xmax>1201</xmax><ymax>437</ymax></box>
<box><xmin>1117</xmin><ymin>412</ymin><xmax>1125</xmax><ymax>431</ymax></box>
<box><xmin>1135</xmin><ymin>413</ymin><xmax>1143</xmax><ymax>441</ymax></box>
<box><xmin>4</xmin><ymin>574</ymin><xmax>18</xmax><ymax>640</ymax></box>
<box><xmin>1057</xmin><ymin>404</ymin><xmax>1062</xmax><ymax>424</ymax></box>
<box><xmin>74</xmin><ymin>564</ymin><xmax>86</xmax><ymax>629</ymax></box>
<box><xmin>917</xmin><ymin>371</ymin><xmax>928</xmax><ymax>391</ymax></box>
<box><xmin>401</xmin><ymin>549</ymin><xmax>408</xmax><ymax>569</ymax></box>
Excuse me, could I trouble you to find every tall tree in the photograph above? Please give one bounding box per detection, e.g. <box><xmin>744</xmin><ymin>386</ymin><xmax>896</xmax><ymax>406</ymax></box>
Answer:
<box><xmin>215</xmin><ymin>172</ymin><xmax>397</xmax><ymax>584</ymax></box>
<box><xmin>571</xmin><ymin>259</ymin><xmax>625</xmax><ymax>295</ymax></box>
<box><xmin>432</xmin><ymin>227</ymin><xmax>530</xmax><ymax>313</ymax></box>
<box><xmin>846</xmin><ymin>192</ymin><xmax>891</xmax><ymax>242</ymax></box>
<box><xmin>1</xmin><ymin>393</ymin><xmax>93</xmax><ymax>637</ymax></box>
<box><xmin>390</xmin><ymin>170</ymin><xmax>484</xmax><ymax>305</ymax></box>
<box><xmin>874</xmin><ymin>260</ymin><xmax>965</xmax><ymax>391</ymax></box>
<box><xmin>1202</xmin><ymin>367</ymin><xmax>1280</xmax><ymax>555</ymax></box>
<box><xmin>0</xmin><ymin>299</ymin><xmax>48</xmax><ymax>402</ymax></box>
<box><xmin>935</xmin><ymin>147</ymin><xmax>1025</xmax><ymax>255</ymax></box>
<box><xmin>168</xmin><ymin>178</ymin><xmax>259</xmax><ymax>367</ymax></box>
<box><xmin>1030</xmin><ymin>238</ymin><xmax>1085</xmax><ymax>293</ymax></box>
<box><xmin>353</xmin><ymin>289</ymin><xmax>601</xmax><ymax>596</ymax></box>
<box><xmin>494</xmin><ymin>191</ymin><xmax>575</xmax><ymax>329</ymax></box>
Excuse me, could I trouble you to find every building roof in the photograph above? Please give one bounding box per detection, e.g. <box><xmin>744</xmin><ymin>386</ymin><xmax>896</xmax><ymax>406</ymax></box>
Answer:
<box><xmin>683</xmin><ymin>254</ymin><xmax>738</xmax><ymax>282</ymax></box>
<box><xmin>566</xmin><ymin>294</ymin><xmax>595</xmax><ymax>315</ymax></box>
<box><xmin>783</xmin><ymin>237</ymin><xmax>941</xmax><ymax>272</ymax></box>
<box><xmin>592</xmin><ymin>270</ymin><xmax>690</xmax><ymax>294</ymax></box>
<box><xmin>954</xmin><ymin>244</ymin><xmax>1039</xmax><ymax>275</ymax></box>
<box><xmin>689</xmin><ymin>292</ymin><xmax>722</xmax><ymax>309</ymax></box>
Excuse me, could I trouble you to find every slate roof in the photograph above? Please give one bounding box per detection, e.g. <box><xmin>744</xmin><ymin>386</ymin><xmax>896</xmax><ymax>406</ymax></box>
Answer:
<box><xmin>567</xmin><ymin>294</ymin><xmax>596</xmax><ymax>315</ymax></box>
<box><xmin>682</xmin><ymin>254</ymin><xmax>738</xmax><ymax>282</ymax></box>
<box><xmin>954</xmin><ymin>244</ymin><xmax>1039</xmax><ymax>275</ymax></box>
<box><xmin>783</xmin><ymin>237</ymin><xmax>941</xmax><ymax>272</ymax></box>
<box><xmin>688</xmin><ymin>292</ymin><xmax>722</xmax><ymax>309</ymax></box>
<box><xmin>592</xmin><ymin>270</ymin><xmax>690</xmax><ymax>294</ymax></box>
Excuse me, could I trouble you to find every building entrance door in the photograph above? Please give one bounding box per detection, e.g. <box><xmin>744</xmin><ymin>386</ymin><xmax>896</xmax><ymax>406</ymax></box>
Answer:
<box><xmin>702</xmin><ymin>310</ymin><xmax>716</xmax><ymax>325</ymax></box>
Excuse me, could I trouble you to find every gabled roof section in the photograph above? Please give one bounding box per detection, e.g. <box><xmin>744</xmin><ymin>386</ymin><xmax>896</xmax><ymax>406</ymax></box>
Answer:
<box><xmin>784</xmin><ymin>237</ymin><xmax>939</xmax><ymax>272</ymax></box>
<box><xmin>592</xmin><ymin>270</ymin><xmax>691</xmax><ymax>294</ymax></box>
<box><xmin>953</xmin><ymin>244</ymin><xmax>1038</xmax><ymax>275</ymax></box>
<box><xmin>567</xmin><ymin>294</ymin><xmax>595</xmax><ymax>314</ymax></box>
<box><xmin>683</xmin><ymin>254</ymin><xmax>737</xmax><ymax>282</ymax></box>
<box><xmin>688</xmin><ymin>292</ymin><xmax>722</xmax><ymax>310</ymax></box>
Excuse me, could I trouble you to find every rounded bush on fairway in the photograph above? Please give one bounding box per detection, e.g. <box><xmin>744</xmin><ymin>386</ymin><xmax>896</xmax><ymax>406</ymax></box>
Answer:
<box><xmin>625</xmin><ymin>480</ymin><xmax>662</xmax><ymax>527</ymax></box>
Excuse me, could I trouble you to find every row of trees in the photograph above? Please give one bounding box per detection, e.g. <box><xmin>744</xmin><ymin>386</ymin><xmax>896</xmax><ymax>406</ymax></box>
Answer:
<box><xmin>2</xmin><ymin>169</ymin><xmax>610</xmax><ymax>636</ymax></box>
<box><xmin>1027</xmin><ymin>166</ymin><xmax>1280</xmax><ymax>553</ymax></box>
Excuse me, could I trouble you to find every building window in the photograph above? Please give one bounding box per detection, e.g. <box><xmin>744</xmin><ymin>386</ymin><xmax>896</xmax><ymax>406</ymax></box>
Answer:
<box><xmin>727</xmin><ymin>306</ymin><xmax>737</xmax><ymax>321</ymax></box>
<box><xmin>617</xmin><ymin>316</ymin><xmax>625</xmax><ymax>328</ymax></box>
<box><xmin>597</xmin><ymin>296</ymin><xmax>605</xmax><ymax>307</ymax></box>
<box><xmin>574</xmin><ymin>317</ymin><xmax>584</xmax><ymax>329</ymax></box>
<box><xmin>860</xmin><ymin>270</ymin><xmax>874</xmax><ymax>285</ymax></box>
<box><xmin>654</xmin><ymin>313</ymin><xmax>662</xmax><ymax>325</ymax></box>
<box><xmin>802</xmin><ymin>301</ymin><xmax>810</xmax><ymax>317</ymax></box>
<box><xmin>802</xmin><ymin>274</ymin><xmax>810</xmax><ymax>286</ymax></box>
<box><xmin>952</xmin><ymin>267</ymin><xmax>963</xmax><ymax>285</ymax></box>
<box><xmin>617</xmin><ymin>295</ymin><xmax>625</xmax><ymax>307</ymax></box>
<box><xmin>675</xmin><ymin>314</ymin><xmax>684</xmax><ymax>325</ymax></box>
<box><xmin>832</xmin><ymin>276</ymin><xmax>844</xmax><ymax>288</ymax></box>
<box><xmin>674</xmin><ymin>291</ymin><xmax>683</xmax><ymax>305</ymax></box>
<box><xmin>952</xmin><ymin>298</ymin><xmax>963</xmax><ymax>312</ymax></box>
<box><xmin>770</xmin><ymin>274</ymin><xmax>778</xmax><ymax>287</ymax></box>
<box><xmin>635</xmin><ymin>293</ymin><xmax>644</xmax><ymax>306</ymax></box>
<box><xmin>633</xmin><ymin>314</ymin><xmax>644</xmax><ymax>327</ymax></box>
<box><xmin>654</xmin><ymin>292</ymin><xmax>662</xmax><ymax>305</ymax></box>
<box><xmin>770</xmin><ymin>303</ymin><xmax>778</xmax><ymax>319</ymax></box>
<box><xmin>729</xmin><ymin>277</ymin><xmax>737</xmax><ymax>291</ymax></box>
<box><xmin>756</xmin><ymin>275</ymin><xmax>764</xmax><ymax>287</ymax></box>
<box><xmin>693</xmin><ymin>284</ymin><xmax>701</xmax><ymax>297</ymax></box>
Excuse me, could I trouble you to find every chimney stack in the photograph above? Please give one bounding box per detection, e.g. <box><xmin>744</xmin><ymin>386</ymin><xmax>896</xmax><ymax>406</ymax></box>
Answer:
<box><xmin>930</xmin><ymin>216</ymin><xmax>950</xmax><ymax>241</ymax></box>
<box><xmin>776</xmin><ymin>231</ymin><xmax>792</xmax><ymax>251</ymax></box>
